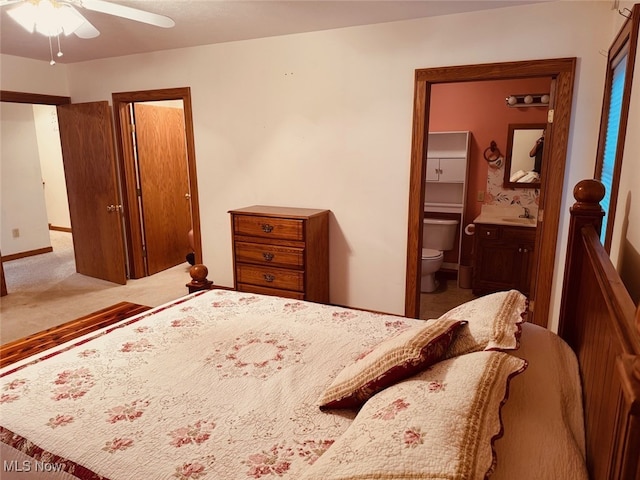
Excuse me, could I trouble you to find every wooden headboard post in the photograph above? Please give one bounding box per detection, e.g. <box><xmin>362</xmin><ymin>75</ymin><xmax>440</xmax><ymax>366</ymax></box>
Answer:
<box><xmin>559</xmin><ymin>179</ymin><xmax>640</xmax><ymax>480</ymax></box>
<box><xmin>558</xmin><ymin>180</ymin><xmax>605</xmax><ymax>342</ymax></box>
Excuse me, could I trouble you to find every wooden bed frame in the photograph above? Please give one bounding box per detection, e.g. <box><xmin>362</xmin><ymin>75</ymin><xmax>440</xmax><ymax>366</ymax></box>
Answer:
<box><xmin>0</xmin><ymin>178</ymin><xmax>638</xmax><ymax>479</ymax></box>
<box><xmin>558</xmin><ymin>179</ymin><xmax>640</xmax><ymax>480</ymax></box>
<box><xmin>0</xmin><ymin>302</ymin><xmax>151</xmax><ymax>368</ymax></box>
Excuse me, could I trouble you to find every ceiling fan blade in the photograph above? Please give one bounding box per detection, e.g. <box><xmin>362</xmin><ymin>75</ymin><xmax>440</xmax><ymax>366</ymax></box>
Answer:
<box><xmin>78</xmin><ymin>0</ymin><xmax>175</xmax><ymax>28</ymax></box>
<box><xmin>74</xmin><ymin>18</ymin><xmax>100</xmax><ymax>38</ymax></box>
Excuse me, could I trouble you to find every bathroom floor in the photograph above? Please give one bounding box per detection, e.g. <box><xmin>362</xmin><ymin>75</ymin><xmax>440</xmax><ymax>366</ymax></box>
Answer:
<box><xmin>419</xmin><ymin>273</ymin><xmax>477</xmax><ymax>320</ymax></box>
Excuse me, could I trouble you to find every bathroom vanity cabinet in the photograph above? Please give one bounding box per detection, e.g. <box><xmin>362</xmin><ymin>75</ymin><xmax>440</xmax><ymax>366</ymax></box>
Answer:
<box><xmin>472</xmin><ymin>223</ymin><xmax>535</xmax><ymax>295</ymax></box>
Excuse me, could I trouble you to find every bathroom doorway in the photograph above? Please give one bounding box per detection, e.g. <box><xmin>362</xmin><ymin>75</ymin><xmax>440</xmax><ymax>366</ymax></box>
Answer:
<box><xmin>419</xmin><ymin>77</ymin><xmax>552</xmax><ymax>320</ymax></box>
<box><xmin>405</xmin><ymin>58</ymin><xmax>577</xmax><ymax>327</ymax></box>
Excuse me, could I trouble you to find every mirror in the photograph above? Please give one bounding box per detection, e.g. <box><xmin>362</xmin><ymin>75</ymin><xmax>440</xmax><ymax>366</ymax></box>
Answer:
<box><xmin>503</xmin><ymin>123</ymin><xmax>545</xmax><ymax>189</ymax></box>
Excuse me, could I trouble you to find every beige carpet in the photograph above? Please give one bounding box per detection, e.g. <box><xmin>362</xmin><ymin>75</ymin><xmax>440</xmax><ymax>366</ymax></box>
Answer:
<box><xmin>0</xmin><ymin>231</ymin><xmax>197</xmax><ymax>345</ymax></box>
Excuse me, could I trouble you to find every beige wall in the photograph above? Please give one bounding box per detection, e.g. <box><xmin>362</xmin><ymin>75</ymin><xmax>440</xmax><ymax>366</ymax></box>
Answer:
<box><xmin>2</xmin><ymin>1</ymin><xmax>634</xmax><ymax>328</ymax></box>
<box><xmin>0</xmin><ymin>102</ymin><xmax>51</xmax><ymax>256</ymax></box>
<box><xmin>0</xmin><ymin>55</ymin><xmax>69</xmax><ymax>96</ymax></box>
<box><xmin>33</xmin><ymin>104</ymin><xmax>70</xmax><ymax>230</ymax></box>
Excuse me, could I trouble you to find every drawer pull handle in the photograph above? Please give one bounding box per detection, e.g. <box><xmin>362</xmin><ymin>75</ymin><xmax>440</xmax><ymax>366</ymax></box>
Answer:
<box><xmin>263</xmin><ymin>274</ymin><xmax>275</xmax><ymax>282</ymax></box>
<box><xmin>263</xmin><ymin>252</ymin><xmax>274</xmax><ymax>262</ymax></box>
<box><xmin>261</xmin><ymin>224</ymin><xmax>274</xmax><ymax>233</ymax></box>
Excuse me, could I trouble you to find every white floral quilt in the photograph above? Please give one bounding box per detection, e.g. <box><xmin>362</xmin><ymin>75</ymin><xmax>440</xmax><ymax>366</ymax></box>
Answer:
<box><xmin>0</xmin><ymin>291</ymin><xmax>420</xmax><ymax>480</ymax></box>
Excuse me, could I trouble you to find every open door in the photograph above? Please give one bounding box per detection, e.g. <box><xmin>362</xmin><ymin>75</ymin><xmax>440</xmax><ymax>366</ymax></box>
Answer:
<box><xmin>57</xmin><ymin>101</ymin><xmax>127</xmax><ymax>284</ymax></box>
<box><xmin>133</xmin><ymin>103</ymin><xmax>192</xmax><ymax>275</ymax></box>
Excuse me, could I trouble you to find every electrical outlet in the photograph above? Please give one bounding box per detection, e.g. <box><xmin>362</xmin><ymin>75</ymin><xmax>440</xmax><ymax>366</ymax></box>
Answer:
<box><xmin>477</xmin><ymin>191</ymin><xmax>485</xmax><ymax>202</ymax></box>
<box><xmin>12</xmin><ymin>228</ymin><xmax>20</xmax><ymax>238</ymax></box>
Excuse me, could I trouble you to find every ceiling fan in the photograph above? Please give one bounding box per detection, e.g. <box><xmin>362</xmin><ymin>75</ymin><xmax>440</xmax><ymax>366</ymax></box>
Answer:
<box><xmin>1</xmin><ymin>0</ymin><xmax>175</xmax><ymax>62</ymax></box>
<box><xmin>1</xmin><ymin>0</ymin><xmax>175</xmax><ymax>38</ymax></box>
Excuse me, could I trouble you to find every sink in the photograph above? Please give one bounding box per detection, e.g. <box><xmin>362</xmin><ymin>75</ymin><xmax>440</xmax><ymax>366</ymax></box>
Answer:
<box><xmin>501</xmin><ymin>217</ymin><xmax>536</xmax><ymax>226</ymax></box>
<box><xmin>473</xmin><ymin>214</ymin><xmax>536</xmax><ymax>227</ymax></box>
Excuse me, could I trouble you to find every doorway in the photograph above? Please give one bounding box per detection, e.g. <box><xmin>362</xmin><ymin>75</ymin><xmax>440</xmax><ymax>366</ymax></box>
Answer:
<box><xmin>405</xmin><ymin>58</ymin><xmax>577</xmax><ymax>327</ymax></box>
<box><xmin>112</xmin><ymin>87</ymin><xmax>202</xmax><ymax>279</ymax></box>
<box><xmin>0</xmin><ymin>91</ymin><xmax>72</xmax><ymax>294</ymax></box>
<box><xmin>0</xmin><ymin>88</ymin><xmax>202</xmax><ymax>287</ymax></box>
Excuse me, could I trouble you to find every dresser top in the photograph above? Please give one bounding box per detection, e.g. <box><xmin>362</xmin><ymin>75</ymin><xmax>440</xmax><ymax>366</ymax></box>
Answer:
<box><xmin>229</xmin><ymin>205</ymin><xmax>329</xmax><ymax>219</ymax></box>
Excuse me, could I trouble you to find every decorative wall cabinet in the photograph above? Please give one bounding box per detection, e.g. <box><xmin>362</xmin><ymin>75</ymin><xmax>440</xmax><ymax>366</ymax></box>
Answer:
<box><xmin>424</xmin><ymin>131</ymin><xmax>471</xmax><ymax>275</ymax></box>
<box><xmin>425</xmin><ymin>156</ymin><xmax>467</xmax><ymax>183</ymax></box>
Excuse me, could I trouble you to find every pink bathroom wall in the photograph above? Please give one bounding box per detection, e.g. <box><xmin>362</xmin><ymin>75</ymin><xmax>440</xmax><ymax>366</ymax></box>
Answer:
<box><xmin>429</xmin><ymin>77</ymin><xmax>550</xmax><ymax>264</ymax></box>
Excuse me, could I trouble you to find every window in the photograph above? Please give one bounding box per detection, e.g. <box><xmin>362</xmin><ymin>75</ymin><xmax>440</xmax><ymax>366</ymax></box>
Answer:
<box><xmin>594</xmin><ymin>5</ymin><xmax>639</xmax><ymax>251</ymax></box>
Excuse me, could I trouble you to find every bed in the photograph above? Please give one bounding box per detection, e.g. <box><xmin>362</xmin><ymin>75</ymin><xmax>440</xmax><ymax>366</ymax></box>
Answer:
<box><xmin>0</xmin><ymin>179</ymin><xmax>638</xmax><ymax>480</ymax></box>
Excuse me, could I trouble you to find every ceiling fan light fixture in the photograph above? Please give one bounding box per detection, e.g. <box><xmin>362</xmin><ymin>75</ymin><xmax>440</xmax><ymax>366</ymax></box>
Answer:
<box><xmin>8</xmin><ymin>0</ymin><xmax>85</xmax><ymax>37</ymax></box>
<box><xmin>7</xmin><ymin>2</ymin><xmax>38</xmax><ymax>33</ymax></box>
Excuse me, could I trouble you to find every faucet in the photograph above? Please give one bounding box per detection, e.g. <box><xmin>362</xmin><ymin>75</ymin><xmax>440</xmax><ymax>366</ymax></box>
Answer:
<box><xmin>519</xmin><ymin>207</ymin><xmax>531</xmax><ymax>219</ymax></box>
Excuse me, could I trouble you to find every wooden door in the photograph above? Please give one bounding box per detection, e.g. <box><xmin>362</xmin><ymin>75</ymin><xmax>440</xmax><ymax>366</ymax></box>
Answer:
<box><xmin>57</xmin><ymin>102</ymin><xmax>127</xmax><ymax>284</ymax></box>
<box><xmin>1</xmin><ymin>253</ymin><xmax>7</xmax><ymax>297</ymax></box>
<box><xmin>133</xmin><ymin>103</ymin><xmax>192</xmax><ymax>275</ymax></box>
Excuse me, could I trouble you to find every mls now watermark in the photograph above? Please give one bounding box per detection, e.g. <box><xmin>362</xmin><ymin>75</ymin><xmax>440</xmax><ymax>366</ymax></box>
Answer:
<box><xmin>3</xmin><ymin>460</ymin><xmax>65</xmax><ymax>473</ymax></box>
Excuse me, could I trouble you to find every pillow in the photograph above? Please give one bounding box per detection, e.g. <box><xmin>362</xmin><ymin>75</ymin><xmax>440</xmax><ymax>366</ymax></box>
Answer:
<box><xmin>318</xmin><ymin>318</ymin><xmax>466</xmax><ymax>409</ymax></box>
<box><xmin>438</xmin><ymin>289</ymin><xmax>527</xmax><ymax>358</ymax></box>
<box><xmin>302</xmin><ymin>351</ymin><xmax>527</xmax><ymax>480</ymax></box>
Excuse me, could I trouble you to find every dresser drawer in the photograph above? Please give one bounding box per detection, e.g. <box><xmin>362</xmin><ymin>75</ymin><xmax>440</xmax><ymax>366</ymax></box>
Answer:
<box><xmin>237</xmin><ymin>283</ymin><xmax>305</xmax><ymax>300</ymax></box>
<box><xmin>234</xmin><ymin>215</ymin><xmax>304</xmax><ymax>241</ymax></box>
<box><xmin>235</xmin><ymin>242</ymin><xmax>304</xmax><ymax>268</ymax></box>
<box><xmin>236</xmin><ymin>264</ymin><xmax>304</xmax><ymax>292</ymax></box>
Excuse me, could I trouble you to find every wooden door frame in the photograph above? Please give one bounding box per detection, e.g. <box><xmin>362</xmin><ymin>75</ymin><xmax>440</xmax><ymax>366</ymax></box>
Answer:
<box><xmin>112</xmin><ymin>87</ymin><xmax>202</xmax><ymax>279</ymax></box>
<box><xmin>0</xmin><ymin>91</ymin><xmax>72</xmax><ymax>295</ymax></box>
<box><xmin>1</xmin><ymin>91</ymin><xmax>71</xmax><ymax>106</ymax></box>
<box><xmin>405</xmin><ymin>58</ymin><xmax>576</xmax><ymax>327</ymax></box>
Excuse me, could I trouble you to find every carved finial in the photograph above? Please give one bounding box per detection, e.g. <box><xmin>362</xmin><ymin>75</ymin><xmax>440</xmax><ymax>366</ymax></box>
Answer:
<box><xmin>573</xmin><ymin>179</ymin><xmax>605</xmax><ymax>203</ymax></box>
<box><xmin>572</xmin><ymin>179</ymin><xmax>605</xmax><ymax>213</ymax></box>
<box><xmin>189</xmin><ymin>264</ymin><xmax>209</xmax><ymax>285</ymax></box>
<box><xmin>186</xmin><ymin>264</ymin><xmax>214</xmax><ymax>293</ymax></box>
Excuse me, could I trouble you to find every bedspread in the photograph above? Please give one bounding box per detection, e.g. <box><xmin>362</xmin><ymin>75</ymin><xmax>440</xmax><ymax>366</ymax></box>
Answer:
<box><xmin>1</xmin><ymin>290</ymin><xmax>419</xmax><ymax>480</ymax></box>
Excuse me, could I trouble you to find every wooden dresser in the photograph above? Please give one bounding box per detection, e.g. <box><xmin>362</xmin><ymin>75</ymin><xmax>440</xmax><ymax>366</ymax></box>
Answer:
<box><xmin>229</xmin><ymin>206</ymin><xmax>330</xmax><ymax>303</ymax></box>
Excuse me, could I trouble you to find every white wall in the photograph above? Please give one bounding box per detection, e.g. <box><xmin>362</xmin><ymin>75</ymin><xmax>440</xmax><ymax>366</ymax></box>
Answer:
<box><xmin>2</xmin><ymin>2</ymin><xmax>626</xmax><ymax>327</ymax></box>
<box><xmin>0</xmin><ymin>55</ymin><xmax>69</xmax><ymax>256</ymax></box>
<box><xmin>33</xmin><ymin>104</ymin><xmax>70</xmax><ymax>230</ymax></box>
<box><xmin>0</xmin><ymin>55</ymin><xmax>69</xmax><ymax>96</ymax></box>
<box><xmin>0</xmin><ymin>102</ymin><xmax>51</xmax><ymax>256</ymax></box>
<box><xmin>56</xmin><ymin>1</ymin><xmax>612</xmax><ymax>322</ymax></box>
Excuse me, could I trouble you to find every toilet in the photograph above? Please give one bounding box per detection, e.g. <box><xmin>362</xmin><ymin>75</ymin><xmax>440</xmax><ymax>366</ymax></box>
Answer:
<box><xmin>421</xmin><ymin>218</ymin><xmax>459</xmax><ymax>293</ymax></box>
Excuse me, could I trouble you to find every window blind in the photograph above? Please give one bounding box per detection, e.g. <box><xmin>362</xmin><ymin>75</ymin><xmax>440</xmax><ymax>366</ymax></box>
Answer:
<box><xmin>599</xmin><ymin>52</ymin><xmax>627</xmax><ymax>244</ymax></box>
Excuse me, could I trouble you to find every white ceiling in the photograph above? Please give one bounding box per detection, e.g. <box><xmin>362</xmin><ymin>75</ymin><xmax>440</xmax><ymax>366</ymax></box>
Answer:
<box><xmin>0</xmin><ymin>1</ymin><xmax>546</xmax><ymax>64</ymax></box>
